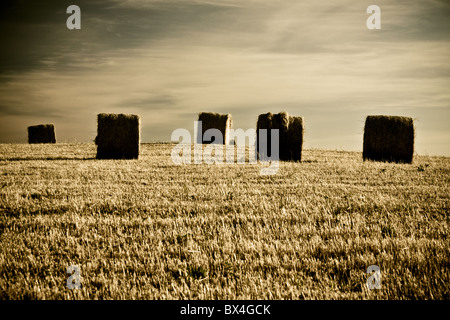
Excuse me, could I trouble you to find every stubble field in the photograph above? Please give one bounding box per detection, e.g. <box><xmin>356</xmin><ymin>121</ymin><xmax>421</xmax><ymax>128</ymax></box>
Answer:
<box><xmin>0</xmin><ymin>143</ymin><xmax>448</xmax><ymax>299</ymax></box>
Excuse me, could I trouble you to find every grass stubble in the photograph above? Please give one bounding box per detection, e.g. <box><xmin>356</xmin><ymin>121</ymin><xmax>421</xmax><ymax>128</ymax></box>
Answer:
<box><xmin>0</xmin><ymin>143</ymin><xmax>448</xmax><ymax>299</ymax></box>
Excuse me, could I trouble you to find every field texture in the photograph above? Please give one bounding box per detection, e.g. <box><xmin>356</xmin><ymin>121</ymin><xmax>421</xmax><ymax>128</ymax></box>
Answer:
<box><xmin>0</xmin><ymin>143</ymin><xmax>448</xmax><ymax>299</ymax></box>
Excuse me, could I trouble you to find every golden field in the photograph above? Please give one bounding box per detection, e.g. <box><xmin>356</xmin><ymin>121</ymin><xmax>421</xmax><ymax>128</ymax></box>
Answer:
<box><xmin>0</xmin><ymin>143</ymin><xmax>448</xmax><ymax>299</ymax></box>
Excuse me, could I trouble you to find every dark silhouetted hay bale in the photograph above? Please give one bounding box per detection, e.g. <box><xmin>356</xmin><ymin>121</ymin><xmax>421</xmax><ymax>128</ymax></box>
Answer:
<box><xmin>28</xmin><ymin>124</ymin><xmax>56</xmax><ymax>144</ymax></box>
<box><xmin>96</xmin><ymin>113</ymin><xmax>140</xmax><ymax>159</ymax></box>
<box><xmin>288</xmin><ymin>116</ymin><xmax>304</xmax><ymax>162</ymax></box>
<box><xmin>272</xmin><ymin>111</ymin><xmax>290</xmax><ymax>161</ymax></box>
<box><xmin>198</xmin><ymin>112</ymin><xmax>232</xmax><ymax>144</ymax></box>
<box><xmin>256</xmin><ymin>111</ymin><xmax>304</xmax><ymax>161</ymax></box>
<box><xmin>363</xmin><ymin>115</ymin><xmax>414</xmax><ymax>163</ymax></box>
<box><xmin>256</xmin><ymin>112</ymin><xmax>273</xmax><ymax>160</ymax></box>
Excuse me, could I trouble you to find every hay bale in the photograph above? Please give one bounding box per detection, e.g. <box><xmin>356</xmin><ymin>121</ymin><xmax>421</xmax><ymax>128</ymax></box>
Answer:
<box><xmin>256</xmin><ymin>112</ymin><xmax>273</xmax><ymax>160</ymax></box>
<box><xmin>287</xmin><ymin>116</ymin><xmax>304</xmax><ymax>162</ymax></box>
<box><xmin>256</xmin><ymin>111</ymin><xmax>304</xmax><ymax>161</ymax></box>
<box><xmin>198</xmin><ymin>112</ymin><xmax>232</xmax><ymax>144</ymax></box>
<box><xmin>28</xmin><ymin>124</ymin><xmax>56</xmax><ymax>144</ymax></box>
<box><xmin>363</xmin><ymin>115</ymin><xmax>414</xmax><ymax>163</ymax></box>
<box><xmin>96</xmin><ymin>113</ymin><xmax>140</xmax><ymax>159</ymax></box>
<box><xmin>272</xmin><ymin>111</ymin><xmax>290</xmax><ymax>161</ymax></box>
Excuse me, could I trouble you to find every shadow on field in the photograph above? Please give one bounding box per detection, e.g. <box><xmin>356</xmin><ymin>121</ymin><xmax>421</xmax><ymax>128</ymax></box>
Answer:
<box><xmin>301</xmin><ymin>159</ymin><xmax>319</xmax><ymax>163</ymax></box>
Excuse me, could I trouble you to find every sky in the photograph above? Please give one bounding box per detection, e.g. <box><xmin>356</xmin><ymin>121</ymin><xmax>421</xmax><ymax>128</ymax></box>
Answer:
<box><xmin>0</xmin><ymin>0</ymin><xmax>449</xmax><ymax>156</ymax></box>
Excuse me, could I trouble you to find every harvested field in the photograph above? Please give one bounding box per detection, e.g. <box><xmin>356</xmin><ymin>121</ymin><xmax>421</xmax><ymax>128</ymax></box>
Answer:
<box><xmin>0</xmin><ymin>143</ymin><xmax>448</xmax><ymax>299</ymax></box>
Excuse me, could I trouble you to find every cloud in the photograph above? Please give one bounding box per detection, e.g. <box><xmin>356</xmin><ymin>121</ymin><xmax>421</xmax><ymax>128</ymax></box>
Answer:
<box><xmin>116</xmin><ymin>93</ymin><xmax>178</xmax><ymax>111</ymax></box>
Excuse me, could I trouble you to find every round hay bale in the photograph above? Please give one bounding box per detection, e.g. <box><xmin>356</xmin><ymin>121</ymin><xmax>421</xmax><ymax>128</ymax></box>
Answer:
<box><xmin>96</xmin><ymin>113</ymin><xmax>140</xmax><ymax>159</ymax></box>
<box><xmin>256</xmin><ymin>111</ymin><xmax>304</xmax><ymax>162</ymax></box>
<box><xmin>363</xmin><ymin>115</ymin><xmax>414</xmax><ymax>163</ymax></box>
<box><xmin>288</xmin><ymin>116</ymin><xmax>304</xmax><ymax>162</ymax></box>
<box><xmin>27</xmin><ymin>124</ymin><xmax>56</xmax><ymax>144</ymax></box>
<box><xmin>272</xmin><ymin>111</ymin><xmax>290</xmax><ymax>161</ymax></box>
<box><xmin>256</xmin><ymin>112</ymin><xmax>273</xmax><ymax>160</ymax></box>
<box><xmin>198</xmin><ymin>112</ymin><xmax>232</xmax><ymax>144</ymax></box>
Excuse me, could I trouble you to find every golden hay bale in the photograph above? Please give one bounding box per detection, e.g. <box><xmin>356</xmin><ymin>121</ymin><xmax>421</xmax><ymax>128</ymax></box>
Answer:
<box><xmin>287</xmin><ymin>116</ymin><xmax>304</xmax><ymax>162</ymax></box>
<box><xmin>256</xmin><ymin>111</ymin><xmax>304</xmax><ymax>161</ymax></box>
<box><xmin>363</xmin><ymin>115</ymin><xmax>414</xmax><ymax>163</ymax></box>
<box><xmin>28</xmin><ymin>124</ymin><xmax>56</xmax><ymax>144</ymax></box>
<box><xmin>96</xmin><ymin>113</ymin><xmax>140</xmax><ymax>159</ymax></box>
<box><xmin>198</xmin><ymin>112</ymin><xmax>232</xmax><ymax>144</ymax></box>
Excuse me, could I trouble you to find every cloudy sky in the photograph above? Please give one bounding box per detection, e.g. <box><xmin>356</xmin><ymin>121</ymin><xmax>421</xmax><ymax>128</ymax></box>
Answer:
<box><xmin>1</xmin><ymin>0</ymin><xmax>449</xmax><ymax>156</ymax></box>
